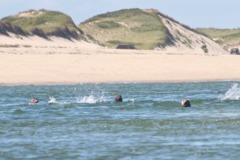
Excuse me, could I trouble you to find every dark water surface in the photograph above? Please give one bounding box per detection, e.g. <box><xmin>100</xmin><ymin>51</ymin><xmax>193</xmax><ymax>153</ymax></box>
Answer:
<box><xmin>0</xmin><ymin>82</ymin><xmax>240</xmax><ymax>160</ymax></box>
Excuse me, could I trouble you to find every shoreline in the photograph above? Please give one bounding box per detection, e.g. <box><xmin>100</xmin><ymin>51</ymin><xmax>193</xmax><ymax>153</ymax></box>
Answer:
<box><xmin>1</xmin><ymin>53</ymin><xmax>240</xmax><ymax>85</ymax></box>
<box><xmin>1</xmin><ymin>79</ymin><xmax>240</xmax><ymax>86</ymax></box>
<box><xmin>1</xmin><ymin>36</ymin><xmax>240</xmax><ymax>85</ymax></box>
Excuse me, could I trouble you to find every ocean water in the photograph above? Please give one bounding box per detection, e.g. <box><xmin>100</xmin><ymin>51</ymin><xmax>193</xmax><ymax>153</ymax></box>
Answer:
<box><xmin>0</xmin><ymin>82</ymin><xmax>240</xmax><ymax>160</ymax></box>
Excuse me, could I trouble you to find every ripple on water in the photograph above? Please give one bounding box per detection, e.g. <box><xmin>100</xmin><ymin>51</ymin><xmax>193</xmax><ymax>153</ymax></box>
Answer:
<box><xmin>0</xmin><ymin>82</ymin><xmax>240</xmax><ymax>159</ymax></box>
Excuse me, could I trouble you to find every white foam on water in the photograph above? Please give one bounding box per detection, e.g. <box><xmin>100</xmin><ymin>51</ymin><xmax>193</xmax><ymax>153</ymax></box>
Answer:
<box><xmin>76</xmin><ymin>91</ymin><xmax>106</xmax><ymax>104</ymax></box>
<box><xmin>77</xmin><ymin>95</ymin><xmax>98</xmax><ymax>104</ymax></box>
<box><xmin>47</xmin><ymin>90</ymin><xmax>107</xmax><ymax>105</ymax></box>
<box><xmin>48</xmin><ymin>97</ymin><xmax>58</xmax><ymax>104</ymax></box>
<box><xmin>219</xmin><ymin>83</ymin><xmax>240</xmax><ymax>101</ymax></box>
<box><xmin>129</xmin><ymin>98</ymin><xmax>135</xmax><ymax>104</ymax></box>
<box><xmin>48</xmin><ymin>97</ymin><xmax>71</xmax><ymax>105</ymax></box>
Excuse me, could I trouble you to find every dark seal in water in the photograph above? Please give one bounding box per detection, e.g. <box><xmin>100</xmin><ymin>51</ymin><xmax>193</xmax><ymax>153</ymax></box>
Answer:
<box><xmin>115</xmin><ymin>95</ymin><xmax>123</xmax><ymax>102</ymax></box>
<box><xmin>29</xmin><ymin>98</ymin><xmax>39</xmax><ymax>105</ymax></box>
<box><xmin>181</xmin><ymin>99</ymin><xmax>191</xmax><ymax>107</ymax></box>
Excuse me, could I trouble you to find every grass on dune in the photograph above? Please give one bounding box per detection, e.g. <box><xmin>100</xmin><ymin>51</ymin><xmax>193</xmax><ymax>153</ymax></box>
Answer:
<box><xmin>197</xmin><ymin>28</ymin><xmax>240</xmax><ymax>45</ymax></box>
<box><xmin>79</xmin><ymin>9</ymin><xmax>168</xmax><ymax>49</ymax></box>
<box><xmin>0</xmin><ymin>9</ymin><xmax>77</xmax><ymax>32</ymax></box>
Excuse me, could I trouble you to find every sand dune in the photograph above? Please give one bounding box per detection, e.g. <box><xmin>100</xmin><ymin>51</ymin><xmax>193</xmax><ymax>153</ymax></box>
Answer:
<box><xmin>0</xmin><ymin>35</ymin><xmax>239</xmax><ymax>85</ymax></box>
<box><xmin>159</xmin><ymin>14</ymin><xmax>227</xmax><ymax>54</ymax></box>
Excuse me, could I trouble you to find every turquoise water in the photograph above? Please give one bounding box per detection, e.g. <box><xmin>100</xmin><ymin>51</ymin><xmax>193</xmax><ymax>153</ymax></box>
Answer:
<box><xmin>0</xmin><ymin>82</ymin><xmax>240</xmax><ymax>160</ymax></box>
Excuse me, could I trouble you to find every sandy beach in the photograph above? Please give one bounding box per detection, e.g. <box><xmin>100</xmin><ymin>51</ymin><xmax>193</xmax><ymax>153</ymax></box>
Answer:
<box><xmin>0</xmin><ymin>35</ymin><xmax>240</xmax><ymax>85</ymax></box>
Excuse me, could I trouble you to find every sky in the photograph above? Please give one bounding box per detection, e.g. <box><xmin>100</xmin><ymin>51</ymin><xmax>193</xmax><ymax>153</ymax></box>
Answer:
<box><xmin>0</xmin><ymin>0</ymin><xmax>239</xmax><ymax>29</ymax></box>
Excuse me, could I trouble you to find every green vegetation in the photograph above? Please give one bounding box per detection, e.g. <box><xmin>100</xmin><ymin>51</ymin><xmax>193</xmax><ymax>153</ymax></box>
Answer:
<box><xmin>197</xmin><ymin>28</ymin><xmax>240</xmax><ymax>45</ymax></box>
<box><xmin>0</xmin><ymin>9</ymin><xmax>77</xmax><ymax>33</ymax></box>
<box><xmin>96</xmin><ymin>21</ymin><xmax>120</xmax><ymax>29</ymax></box>
<box><xmin>79</xmin><ymin>8</ymin><xmax>169</xmax><ymax>49</ymax></box>
<box><xmin>201</xmin><ymin>45</ymin><xmax>208</xmax><ymax>53</ymax></box>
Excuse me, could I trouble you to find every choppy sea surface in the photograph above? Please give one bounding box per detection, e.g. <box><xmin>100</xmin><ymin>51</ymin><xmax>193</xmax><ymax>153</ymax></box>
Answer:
<box><xmin>0</xmin><ymin>82</ymin><xmax>240</xmax><ymax>160</ymax></box>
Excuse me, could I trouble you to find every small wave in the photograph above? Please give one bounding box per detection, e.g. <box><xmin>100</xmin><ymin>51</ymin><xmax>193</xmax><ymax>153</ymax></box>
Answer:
<box><xmin>129</xmin><ymin>98</ymin><xmax>135</xmax><ymax>104</ymax></box>
<box><xmin>77</xmin><ymin>95</ymin><xmax>106</xmax><ymax>104</ymax></box>
<box><xmin>48</xmin><ymin>91</ymin><xmax>106</xmax><ymax>105</ymax></box>
<box><xmin>77</xmin><ymin>95</ymin><xmax>98</xmax><ymax>104</ymax></box>
<box><xmin>48</xmin><ymin>97</ymin><xmax>58</xmax><ymax>104</ymax></box>
<box><xmin>219</xmin><ymin>83</ymin><xmax>240</xmax><ymax>100</ymax></box>
<box><xmin>48</xmin><ymin>97</ymin><xmax>71</xmax><ymax>105</ymax></box>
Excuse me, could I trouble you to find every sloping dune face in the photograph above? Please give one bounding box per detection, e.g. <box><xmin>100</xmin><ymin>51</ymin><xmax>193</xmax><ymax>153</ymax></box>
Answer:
<box><xmin>154</xmin><ymin>11</ymin><xmax>227</xmax><ymax>54</ymax></box>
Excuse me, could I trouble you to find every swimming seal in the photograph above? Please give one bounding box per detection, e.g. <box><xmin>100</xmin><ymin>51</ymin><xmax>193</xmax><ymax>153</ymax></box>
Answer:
<box><xmin>29</xmin><ymin>98</ymin><xmax>39</xmax><ymax>104</ymax></box>
<box><xmin>181</xmin><ymin>99</ymin><xmax>191</xmax><ymax>107</ymax></box>
<box><xmin>115</xmin><ymin>95</ymin><xmax>123</xmax><ymax>102</ymax></box>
